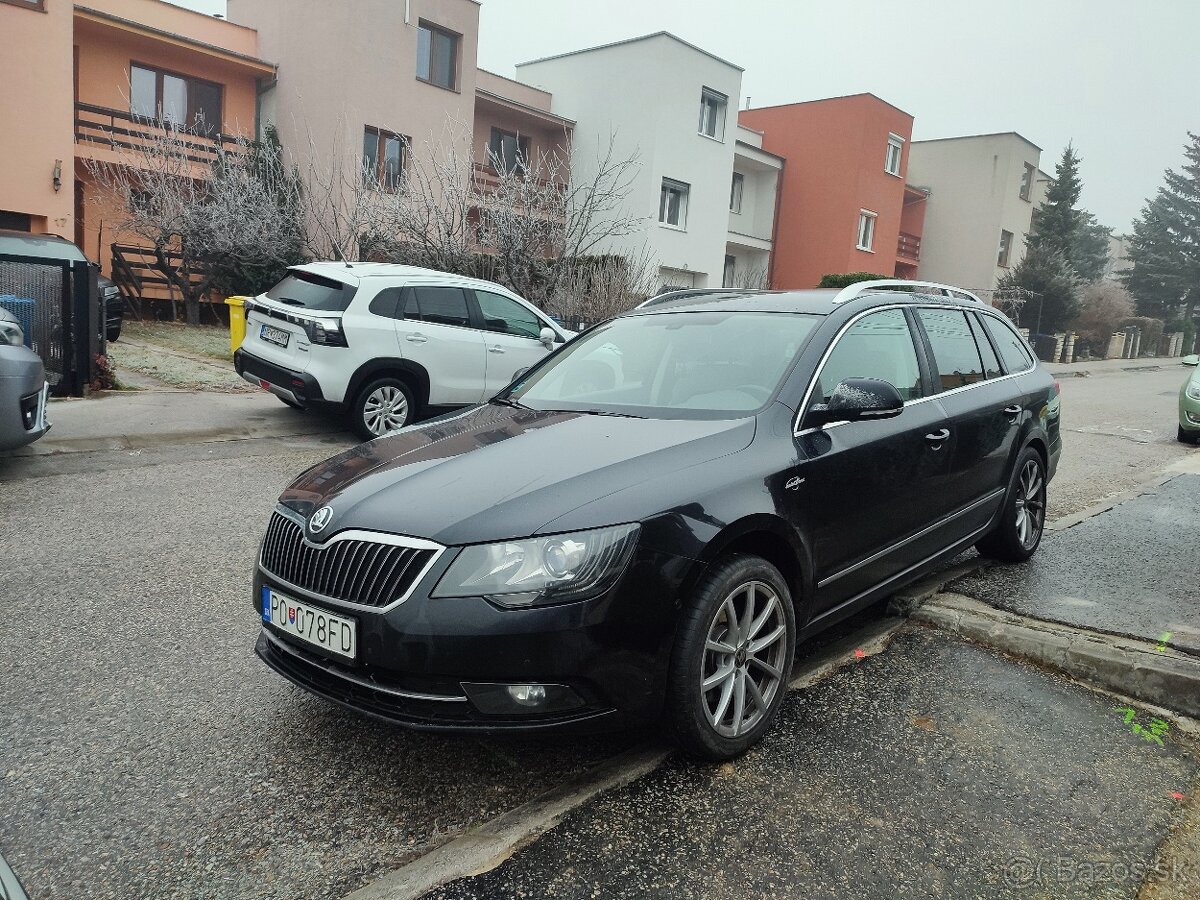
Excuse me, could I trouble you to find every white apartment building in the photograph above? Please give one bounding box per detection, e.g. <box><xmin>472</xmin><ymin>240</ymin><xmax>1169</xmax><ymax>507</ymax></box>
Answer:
<box><xmin>518</xmin><ymin>32</ymin><xmax>779</xmax><ymax>293</ymax></box>
<box><xmin>906</xmin><ymin>132</ymin><xmax>1043</xmax><ymax>291</ymax></box>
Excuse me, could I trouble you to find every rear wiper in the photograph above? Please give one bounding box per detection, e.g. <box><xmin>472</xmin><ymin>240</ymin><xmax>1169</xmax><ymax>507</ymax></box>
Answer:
<box><xmin>273</xmin><ymin>297</ymin><xmax>305</xmax><ymax>306</ymax></box>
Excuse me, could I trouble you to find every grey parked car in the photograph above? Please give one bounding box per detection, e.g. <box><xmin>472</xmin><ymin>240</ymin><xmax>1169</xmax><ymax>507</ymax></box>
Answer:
<box><xmin>0</xmin><ymin>308</ymin><xmax>50</xmax><ymax>451</ymax></box>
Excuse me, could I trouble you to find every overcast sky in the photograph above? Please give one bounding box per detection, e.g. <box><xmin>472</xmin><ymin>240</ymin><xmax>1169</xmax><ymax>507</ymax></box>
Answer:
<box><xmin>174</xmin><ymin>0</ymin><xmax>1194</xmax><ymax>232</ymax></box>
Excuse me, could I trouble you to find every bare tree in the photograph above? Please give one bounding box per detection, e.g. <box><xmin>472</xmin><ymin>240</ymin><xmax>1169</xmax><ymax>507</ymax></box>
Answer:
<box><xmin>84</xmin><ymin>124</ymin><xmax>306</xmax><ymax>324</ymax></box>
<box><xmin>1073</xmin><ymin>280</ymin><xmax>1136</xmax><ymax>349</ymax></box>
<box><xmin>548</xmin><ymin>244</ymin><xmax>658</xmax><ymax>326</ymax></box>
<box><xmin>728</xmin><ymin>262</ymin><xmax>771</xmax><ymax>290</ymax></box>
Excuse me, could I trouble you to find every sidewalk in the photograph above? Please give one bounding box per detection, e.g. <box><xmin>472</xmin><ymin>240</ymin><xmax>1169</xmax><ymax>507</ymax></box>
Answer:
<box><xmin>1045</xmin><ymin>356</ymin><xmax>1184</xmax><ymax>377</ymax></box>
<box><xmin>5</xmin><ymin>389</ymin><xmax>347</xmax><ymax>456</ymax></box>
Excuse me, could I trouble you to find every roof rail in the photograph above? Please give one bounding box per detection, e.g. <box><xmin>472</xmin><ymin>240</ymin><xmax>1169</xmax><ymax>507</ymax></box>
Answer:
<box><xmin>831</xmin><ymin>279</ymin><xmax>983</xmax><ymax>305</ymax></box>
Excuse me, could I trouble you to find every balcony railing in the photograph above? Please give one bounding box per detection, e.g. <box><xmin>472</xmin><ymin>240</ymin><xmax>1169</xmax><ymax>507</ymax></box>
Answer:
<box><xmin>75</xmin><ymin>102</ymin><xmax>241</xmax><ymax>167</ymax></box>
<box><xmin>897</xmin><ymin>231</ymin><xmax>922</xmax><ymax>261</ymax></box>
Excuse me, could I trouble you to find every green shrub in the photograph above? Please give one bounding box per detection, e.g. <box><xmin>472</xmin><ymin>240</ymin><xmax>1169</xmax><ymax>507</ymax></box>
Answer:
<box><xmin>817</xmin><ymin>272</ymin><xmax>892</xmax><ymax>289</ymax></box>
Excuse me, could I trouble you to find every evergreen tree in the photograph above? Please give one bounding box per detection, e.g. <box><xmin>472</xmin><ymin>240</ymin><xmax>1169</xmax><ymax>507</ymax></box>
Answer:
<box><xmin>1071</xmin><ymin>211</ymin><xmax>1113</xmax><ymax>282</ymax></box>
<box><xmin>998</xmin><ymin>244</ymin><xmax>1080</xmax><ymax>333</ymax></box>
<box><xmin>1121</xmin><ymin>132</ymin><xmax>1200</xmax><ymax>324</ymax></box>
<box><xmin>1029</xmin><ymin>145</ymin><xmax>1084</xmax><ymax>260</ymax></box>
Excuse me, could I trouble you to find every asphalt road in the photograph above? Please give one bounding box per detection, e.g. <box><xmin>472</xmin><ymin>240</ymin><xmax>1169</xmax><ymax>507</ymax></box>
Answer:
<box><xmin>950</xmin><ymin>472</ymin><xmax>1200</xmax><ymax>654</ymax></box>
<box><xmin>0</xmin><ymin>363</ymin><xmax>1194</xmax><ymax>899</ymax></box>
<box><xmin>1049</xmin><ymin>365</ymin><xmax>1195</xmax><ymax>519</ymax></box>
<box><xmin>428</xmin><ymin>628</ymin><xmax>1199</xmax><ymax>900</ymax></box>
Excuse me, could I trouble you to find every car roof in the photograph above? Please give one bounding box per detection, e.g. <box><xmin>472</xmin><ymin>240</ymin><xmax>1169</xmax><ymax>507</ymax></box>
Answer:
<box><xmin>0</xmin><ymin>229</ymin><xmax>89</xmax><ymax>262</ymax></box>
<box><xmin>624</xmin><ymin>286</ymin><xmax>993</xmax><ymax>317</ymax></box>
<box><xmin>291</xmin><ymin>261</ymin><xmax>522</xmax><ymax>293</ymax></box>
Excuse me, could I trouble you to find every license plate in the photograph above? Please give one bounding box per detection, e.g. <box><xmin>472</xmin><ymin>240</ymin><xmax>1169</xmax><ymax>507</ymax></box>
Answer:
<box><xmin>262</xmin><ymin>588</ymin><xmax>356</xmax><ymax>660</ymax></box>
<box><xmin>260</xmin><ymin>323</ymin><xmax>290</xmax><ymax>347</ymax></box>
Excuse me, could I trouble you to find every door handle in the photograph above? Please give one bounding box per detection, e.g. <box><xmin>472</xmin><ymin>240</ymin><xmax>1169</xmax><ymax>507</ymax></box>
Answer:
<box><xmin>1003</xmin><ymin>405</ymin><xmax>1022</xmax><ymax>417</ymax></box>
<box><xmin>925</xmin><ymin>428</ymin><xmax>950</xmax><ymax>443</ymax></box>
<box><xmin>405</xmin><ymin>334</ymin><xmax>428</xmax><ymax>344</ymax></box>
<box><xmin>488</xmin><ymin>345</ymin><xmax>505</xmax><ymax>354</ymax></box>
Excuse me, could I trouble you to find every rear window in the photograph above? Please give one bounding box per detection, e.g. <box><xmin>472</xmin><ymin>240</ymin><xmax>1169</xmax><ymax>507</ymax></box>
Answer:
<box><xmin>981</xmin><ymin>313</ymin><xmax>1035</xmax><ymax>373</ymax></box>
<box><xmin>0</xmin><ymin>233</ymin><xmax>88</xmax><ymax>263</ymax></box>
<box><xmin>265</xmin><ymin>271</ymin><xmax>356</xmax><ymax>312</ymax></box>
<box><xmin>916</xmin><ymin>308</ymin><xmax>986</xmax><ymax>390</ymax></box>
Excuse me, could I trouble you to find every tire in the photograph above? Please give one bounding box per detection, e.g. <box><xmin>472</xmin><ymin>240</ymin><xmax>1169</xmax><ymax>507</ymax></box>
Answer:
<box><xmin>666</xmin><ymin>554</ymin><xmax>797</xmax><ymax>761</ymax></box>
<box><xmin>106</xmin><ymin>325</ymin><xmax>121</xmax><ymax>343</ymax></box>
<box><xmin>351</xmin><ymin>377</ymin><xmax>415</xmax><ymax>441</ymax></box>
<box><xmin>975</xmin><ymin>446</ymin><xmax>1047</xmax><ymax>563</ymax></box>
<box><xmin>1179</xmin><ymin>425</ymin><xmax>1198</xmax><ymax>445</ymax></box>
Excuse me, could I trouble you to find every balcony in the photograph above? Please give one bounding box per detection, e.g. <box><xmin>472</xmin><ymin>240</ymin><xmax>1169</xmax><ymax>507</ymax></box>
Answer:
<box><xmin>897</xmin><ymin>231</ymin><xmax>921</xmax><ymax>262</ymax></box>
<box><xmin>75</xmin><ymin>102</ymin><xmax>241</xmax><ymax>168</ymax></box>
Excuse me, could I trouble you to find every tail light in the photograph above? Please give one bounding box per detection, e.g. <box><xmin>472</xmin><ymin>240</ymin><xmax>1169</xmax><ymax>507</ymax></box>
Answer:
<box><xmin>304</xmin><ymin>319</ymin><xmax>348</xmax><ymax>347</ymax></box>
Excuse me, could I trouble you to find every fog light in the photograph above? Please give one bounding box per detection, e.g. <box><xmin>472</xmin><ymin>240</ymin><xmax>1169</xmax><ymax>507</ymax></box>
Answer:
<box><xmin>508</xmin><ymin>684</ymin><xmax>546</xmax><ymax>706</ymax></box>
<box><xmin>461</xmin><ymin>682</ymin><xmax>585</xmax><ymax>716</ymax></box>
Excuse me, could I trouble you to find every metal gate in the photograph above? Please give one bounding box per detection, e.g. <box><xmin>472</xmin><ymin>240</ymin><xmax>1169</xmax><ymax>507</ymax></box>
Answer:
<box><xmin>0</xmin><ymin>253</ymin><xmax>96</xmax><ymax>397</ymax></box>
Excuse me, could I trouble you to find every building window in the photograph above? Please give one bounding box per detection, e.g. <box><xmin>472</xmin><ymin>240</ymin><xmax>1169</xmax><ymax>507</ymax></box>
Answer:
<box><xmin>730</xmin><ymin>172</ymin><xmax>744</xmax><ymax>214</ymax></box>
<box><xmin>417</xmin><ymin>21</ymin><xmax>459</xmax><ymax>91</ymax></box>
<box><xmin>856</xmin><ymin>210</ymin><xmax>877</xmax><ymax>252</ymax></box>
<box><xmin>698</xmin><ymin>88</ymin><xmax>727</xmax><ymax>141</ymax></box>
<box><xmin>997</xmin><ymin>229</ymin><xmax>1014</xmax><ymax>267</ymax></box>
<box><xmin>488</xmin><ymin>128</ymin><xmax>530</xmax><ymax>174</ymax></box>
<box><xmin>129</xmin><ymin>64</ymin><xmax>223</xmax><ymax>135</ymax></box>
<box><xmin>659</xmin><ymin>178</ymin><xmax>690</xmax><ymax>228</ymax></box>
<box><xmin>0</xmin><ymin>0</ymin><xmax>46</xmax><ymax>11</ymax></box>
<box><xmin>1019</xmin><ymin>163</ymin><xmax>1035</xmax><ymax>201</ymax></box>
<box><xmin>885</xmin><ymin>133</ymin><xmax>904</xmax><ymax>176</ymax></box>
<box><xmin>363</xmin><ymin>127</ymin><xmax>407</xmax><ymax>190</ymax></box>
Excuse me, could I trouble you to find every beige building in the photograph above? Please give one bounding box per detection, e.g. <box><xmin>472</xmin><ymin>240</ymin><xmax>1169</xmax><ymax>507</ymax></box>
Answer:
<box><xmin>906</xmin><ymin>132</ymin><xmax>1043</xmax><ymax>291</ymax></box>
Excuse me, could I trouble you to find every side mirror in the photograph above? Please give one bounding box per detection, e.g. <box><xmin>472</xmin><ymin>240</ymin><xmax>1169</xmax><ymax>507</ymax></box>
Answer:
<box><xmin>1182</xmin><ymin>354</ymin><xmax>1199</xmax><ymax>367</ymax></box>
<box><xmin>807</xmin><ymin>378</ymin><xmax>905</xmax><ymax>429</ymax></box>
<box><xmin>539</xmin><ymin>326</ymin><xmax>559</xmax><ymax>349</ymax></box>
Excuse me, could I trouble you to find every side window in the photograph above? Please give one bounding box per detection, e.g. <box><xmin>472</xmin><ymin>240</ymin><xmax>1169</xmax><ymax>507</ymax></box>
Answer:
<box><xmin>811</xmin><ymin>308</ymin><xmax>923</xmax><ymax>409</ymax></box>
<box><xmin>474</xmin><ymin>290</ymin><xmax>543</xmax><ymax>340</ymax></box>
<box><xmin>967</xmin><ymin>312</ymin><xmax>1003</xmax><ymax>379</ymax></box>
<box><xmin>981</xmin><ymin>314</ymin><xmax>1035</xmax><ymax>374</ymax></box>
<box><xmin>917</xmin><ymin>308</ymin><xmax>985</xmax><ymax>390</ymax></box>
<box><xmin>411</xmin><ymin>286</ymin><xmax>470</xmax><ymax>328</ymax></box>
<box><xmin>367</xmin><ymin>288</ymin><xmax>402</xmax><ymax>319</ymax></box>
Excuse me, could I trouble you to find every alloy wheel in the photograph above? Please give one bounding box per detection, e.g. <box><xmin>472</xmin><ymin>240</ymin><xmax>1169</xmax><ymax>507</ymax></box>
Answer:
<box><xmin>362</xmin><ymin>385</ymin><xmax>410</xmax><ymax>436</ymax></box>
<box><xmin>1014</xmin><ymin>458</ymin><xmax>1045</xmax><ymax>549</ymax></box>
<box><xmin>700</xmin><ymin>580</ymin><xmax>788</xmax><ymax>738</ymax></box>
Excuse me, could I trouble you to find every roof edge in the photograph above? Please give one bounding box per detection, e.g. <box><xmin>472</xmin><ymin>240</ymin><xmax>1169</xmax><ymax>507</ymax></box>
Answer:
<box><xmin>516</xmin><ymin>31</ymin><xmax>743</xmax><ymax>73</ymax></box>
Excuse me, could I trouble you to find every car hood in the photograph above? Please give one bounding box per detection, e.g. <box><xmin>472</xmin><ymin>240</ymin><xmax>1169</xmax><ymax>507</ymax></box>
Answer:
<box><xmin>280</xmin><ymin>403</ymin><xmax>755</xmax><ymax>545</ymax></box>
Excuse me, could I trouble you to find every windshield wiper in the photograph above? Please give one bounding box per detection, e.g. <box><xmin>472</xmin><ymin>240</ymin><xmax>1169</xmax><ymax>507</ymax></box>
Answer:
<box><xmin>490</xmin><ymin>396</ymin><xmax>530</xmax><ymax>410</ymax></box>
<box><xmin>568</xmin><ymin>408</ymin><xmax>647</xmax><ymax>420</ymax></box>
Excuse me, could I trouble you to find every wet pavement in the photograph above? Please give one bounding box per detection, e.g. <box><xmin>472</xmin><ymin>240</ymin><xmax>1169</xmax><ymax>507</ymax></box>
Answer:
<box><xmin>426</xmin><ymin>628</ymin><xmax>1199</xmax><ymax>900</ymax></box>
<box><xmin>950</xmin><ymin>473</ymin><xmax>1200</xmax><ymax>655</ymax></box>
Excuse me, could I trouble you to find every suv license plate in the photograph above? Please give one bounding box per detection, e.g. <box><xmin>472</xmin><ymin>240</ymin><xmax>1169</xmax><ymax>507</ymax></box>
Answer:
<box><xmin>260</xmin><ymin>324</ymin><xmax>290</xmax><ymax>347</ymax></box>
<box><xmin>262</xmin><ymin>588</ymin><xmax>356</xmax><ymax>660</ymax></box>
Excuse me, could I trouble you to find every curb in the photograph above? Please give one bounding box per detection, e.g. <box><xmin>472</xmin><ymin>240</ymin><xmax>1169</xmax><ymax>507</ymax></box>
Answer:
<box><xmin>911</xmin><ymin>593</ymin><xmax>1200</xmax><ymax>720</ymax></box>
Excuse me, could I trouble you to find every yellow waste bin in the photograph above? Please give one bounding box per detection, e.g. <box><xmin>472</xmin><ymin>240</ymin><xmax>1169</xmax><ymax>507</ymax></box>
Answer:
<box><xmin>226</xmin><ymin>295</ymin><xmax>248</xmax><ymax>353</ymax></box>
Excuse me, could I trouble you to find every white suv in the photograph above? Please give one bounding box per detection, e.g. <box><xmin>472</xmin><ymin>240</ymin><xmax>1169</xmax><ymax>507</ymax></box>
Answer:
<box><xmin>234</xmin><ymin>263</ymin><xmax>571</xmax><ymax>439</ymax></box>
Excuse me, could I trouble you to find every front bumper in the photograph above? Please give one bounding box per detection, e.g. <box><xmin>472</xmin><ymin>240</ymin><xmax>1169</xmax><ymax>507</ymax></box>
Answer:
<box><xmin>0</xmin><ymin>345</ymin><xmax>50</xmax><ymax>452</ymax></box>
<box><xmin>253</xmin><ymin>545</ymin><xmax>690</xmax><ymax>733</ymax></box>
<box><xmin>234</xmin><ymin>348</ymin><xmax>327</xmax><ymax>408</ymax></box>
<box><xmin>1181</xmin><ymin>392</ymin><xmax>1200</xmax><ymax>432</ymax></box>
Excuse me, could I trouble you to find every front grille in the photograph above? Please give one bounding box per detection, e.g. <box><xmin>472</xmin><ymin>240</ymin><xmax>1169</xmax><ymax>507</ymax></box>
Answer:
<box><xmin>260</xmin><ymin>511</ymin><xmax>437</xmax><ymax>608</ymax></box>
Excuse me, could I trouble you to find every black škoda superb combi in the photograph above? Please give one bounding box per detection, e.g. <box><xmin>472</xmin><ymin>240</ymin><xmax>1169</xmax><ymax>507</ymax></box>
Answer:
<box><xmin>254</xmin><ymin>280</ymin><xmax>1061</xmax><ymax>760</ymax></box>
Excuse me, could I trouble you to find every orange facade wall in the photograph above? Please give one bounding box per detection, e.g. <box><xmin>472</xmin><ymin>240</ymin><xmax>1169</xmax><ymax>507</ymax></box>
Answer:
<box><xmin>740</xmin><ymin>94</ymin><xmax>914</xmax><ymax>289</ymax></box>
<box><xmin>0</xmin><ymin>0</ymin><xmax>76</xmax><ymax>236</ymax></box>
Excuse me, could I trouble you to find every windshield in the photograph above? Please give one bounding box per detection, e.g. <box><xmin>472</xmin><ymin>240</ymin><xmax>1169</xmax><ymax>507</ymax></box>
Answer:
<box><xmin>0</xmin><ymin>233</ymin><xmax>88</xmax><ymax>263</ymax></box>
<box><xmin>506</xmin><ymin>311</ymin><xmax>819</xmax><ymax>420</ymax></box>
<box><xmin>265</xmin><ymin>271</ymin><xmax>357</xmax><ymax>312</ymax></box>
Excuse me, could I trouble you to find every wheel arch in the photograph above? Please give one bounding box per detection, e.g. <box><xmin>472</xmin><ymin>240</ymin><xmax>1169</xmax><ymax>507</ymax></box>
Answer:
<box><xmin>346</xmin><ymin>358</ymin><xmax>430</xmax><ymax>411</ymax></box>
<box><xmin>680</xmin><ymin>515</ymin><xmax>814</xmax><ymax>625</ymax></box>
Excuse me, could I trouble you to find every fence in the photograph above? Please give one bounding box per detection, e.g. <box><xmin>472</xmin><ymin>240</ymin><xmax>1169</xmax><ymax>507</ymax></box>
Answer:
<box><xmin>0</xmin><ymin>253</ymin><xmax>97</xmax><ymax>396</ymax></box>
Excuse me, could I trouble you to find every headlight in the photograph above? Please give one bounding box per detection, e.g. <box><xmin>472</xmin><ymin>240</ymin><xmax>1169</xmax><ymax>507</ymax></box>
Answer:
<box><xmin>1187</xmin><ymin>381</ymin><xmax>1200</xmax><ymax>402</ymax></box>
<box><xmin>0</xmin><ymin>320</ymin><xmax>24</xmax><ymax>347</ymax></box>
<box><xmin>432</xmin><ymin>523</ymin><xmax>639</xmax><ymax>607</ymax></box>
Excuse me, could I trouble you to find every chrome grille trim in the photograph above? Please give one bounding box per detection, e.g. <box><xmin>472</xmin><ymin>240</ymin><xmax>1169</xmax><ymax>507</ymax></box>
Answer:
<box><xmin>258</xmin><ymin>507</ymin><xmax>446</xmax><ymax>612</ymax></box>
